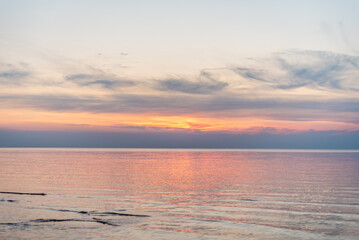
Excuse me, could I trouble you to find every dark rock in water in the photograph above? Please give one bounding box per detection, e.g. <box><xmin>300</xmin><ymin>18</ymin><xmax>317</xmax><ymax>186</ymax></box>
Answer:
<box><xmin>32</xmin><ymin>219</ymin><xmax>77</xmax><ymax>223</ymax></box>
<box><xmin>48</xmin><ymin>208</ymin><xmax>149</xmax><ymax>217</ymax></box>
<box><xmin>92</xmin><ymin>211</ymin><xmax>150</xmax><ymax>217</ymax></box>
<box><xmin>92</xmin><ymin>218</ymin><xmax>119</xmax><ymax>226</ymax></box>
<box><xmin>0</xmin><ymin>191</ymin><xmax>46</xmax><ymax>196</ymax></box>
<box><xmin>56</xmin><ymin>209</ymin><xmax>72</xmax><ymax>213</ymax></box>
<box><xmin>0</xmin><ymin>198</ymin><xmax>17</xmax><ymax>203</ymax></box>
<box><xmin>32</xmin><ymin>218</ymin><xmax>120</xmax><ymax>226</ymax></box>
<box><xmin>0</xmin><ymin>208</ymin><xmax>151</xmax><ymax>229</ymax></box>
<box><xmin>0</xmin><ymin>222</ymin><xmax>23</xmax><ymax>226</ymax></box>
<box><xmin>52</xmin><ymin>209</ymin><xmax>90</xmax><ymax>215</ymax></box>
<box><xmin>1</xmin><ymin>212</ymin><xmax>149</xmax><ymax>228</ymax></box>
<box><xmin>78</xmin><ymin>211</ymin><xmax>89</xmax><ymax>214</ymax></box>
<box><xmin>239</xmin><ymin>198</ymin><xmax>258</xmax><ymax>202</ymax></box>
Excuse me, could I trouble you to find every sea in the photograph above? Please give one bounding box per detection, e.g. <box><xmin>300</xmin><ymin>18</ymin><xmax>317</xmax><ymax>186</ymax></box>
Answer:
<box><xmin>0</xmin><ymin>148</ymin><xmax>358</xmax><ymax>240</ymax></box>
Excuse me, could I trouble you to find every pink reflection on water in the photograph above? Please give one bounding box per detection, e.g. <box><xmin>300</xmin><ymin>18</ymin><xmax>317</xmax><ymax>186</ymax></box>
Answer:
<box><xmin>0</xmin><ymin>149</ymin><xmax>357</xmax><ymax>202</ymax></box>
<box><xmin>0</xmin><ymin>149</ymin><xmax>359</xmax><ymax>239</ymax></box>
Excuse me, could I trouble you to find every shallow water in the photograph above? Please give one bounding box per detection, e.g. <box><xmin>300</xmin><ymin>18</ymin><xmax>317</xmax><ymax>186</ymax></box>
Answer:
<box><xmin>0</xmin><ymin>148</ymin><xmax>358</xmax><ymax>239</ymax></box>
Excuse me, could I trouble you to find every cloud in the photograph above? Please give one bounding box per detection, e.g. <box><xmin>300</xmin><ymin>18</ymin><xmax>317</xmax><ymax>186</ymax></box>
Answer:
<box><xmin>0</xmin><ymin>50</ymin><xmax>358</xmax><ymax>130</ymax></box>
<box><xmin>64</xmin><ymin>73</ymin><xmax>135</xmax><ymax>89</ymax></box>
<box><xmin>232</xmin><ymin>50</ymin><xmax>359</xmax><ymax>91</ymax></box>
<box><xmin>1</xmin><ymin>91</ymin><xmax>358</xmax><ymax>126</ymax></box>
<box><xmin>157</xmin><ymin>69</ymin><xmax>228</xmax><ymax>94</ymax></box>
<box><xmin>276</xmin><ymin>51</ymin><xmax>359</xmax><ymax>90</ymax></box>
<box><xmin>338</xmin><ymin>22</ymin><xmax>359</xmax><ymax>54</ymax></box>
<box><xmin>158</xmin><ymin>78</ymin><xmax>228</xmax><ymax>94</ymax></box>
<box><xmin>241</xmin><ymin>126</ymin><xmax>296</xmax><ymax>135</ymax></box>
<box><xmin>232</xmin><ymin>67</ymin><xmax>269</xmax><ymax>82</ymax></box>
<box><xmin>0</xmin><ymin>70</ymin><xmax>28</xmax><ymax>79</ymax></box>
<box><xmin>64</xmin><ymin>74</ymin><xmax>92</xmax><ymax>81</ymax></box>
<box><xmin>0</xmin><ymin>63</ymin><xmax>30</xmax><ymax>85</ymax></box>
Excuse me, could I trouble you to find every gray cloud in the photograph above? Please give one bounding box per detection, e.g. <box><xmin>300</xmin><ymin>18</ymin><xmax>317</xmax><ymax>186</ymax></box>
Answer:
<box><xmin>65</xmin><ymin>73</ymin><xmax>135</xmax><ymax>89</ymax></box>
<box><xmin>276</xmin><ymin>51</ymin><xmax>359</xmax><ymax>90</ymax></box>
<box><xmin>65</xmin><ymin>74</ymin><xmax>92</xmax><ymax>81</ymax></box>
<box><xmin>232</xmin><ymin>50</ymin><xmax>359</xmax><ymax>91</ymax></box>
<box><xmin>232</xmin><ymin>67</ymin><xmax>269</xmax><ymax>82</ymax></box>
<box><xmin>0</xmin><ymin>63</ymin><xmax>30</xmax><ymax>85</ymax></box>
<box><xmin>0</xmin><ymin>70</ymin><xmax>29</xmax><ymax>79</ymax></box>
<box><xmin>1</xmin><ymin>91</ymin><xmax>358</xmax><ymax>125</ymax></box>
<box><xmin>157</xmin><ymin>69</ymin><xmax>229</xmax><ymax>95</ymax></box>
<box><xmin>158</xmin><ymin>78</ymin><xmax>228</xmax><ymax>94</ymax></box>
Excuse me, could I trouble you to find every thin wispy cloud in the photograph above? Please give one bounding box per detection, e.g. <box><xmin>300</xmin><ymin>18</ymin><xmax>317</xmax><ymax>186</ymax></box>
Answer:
<box><xmin>232</xmin><ymin>50</ymin><xmax>359</xmax><ymax>91</ymax></box>
<box><xmin>0</xmin><ymin>70</ymin><xmax>29</xmax><ymax>79</ymax></box>
<box><xmin>0</xmin><ymin>63</ymin><xmax>30</xmax><ymax>85</ymax></box>
<box><xmin>157</xmin><ymin>78</ymin><xmax>228</xmax><ymax>94</ymax></box>
<box><xmin>156</xmin><ymin>68</ymin><xmax>229</xmax><ymax>94</ymax></box>
<box><xmin>64</xmin><ymin>73</ymin><xmax>136</xmax><ymax>89</ymax></box>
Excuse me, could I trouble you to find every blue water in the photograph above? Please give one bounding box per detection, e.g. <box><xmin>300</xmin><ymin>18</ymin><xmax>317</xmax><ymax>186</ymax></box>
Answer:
<box><xmin>0</xmin><ymin>148</ymin><xmax>358</xmax><ymax>239</ymax></box>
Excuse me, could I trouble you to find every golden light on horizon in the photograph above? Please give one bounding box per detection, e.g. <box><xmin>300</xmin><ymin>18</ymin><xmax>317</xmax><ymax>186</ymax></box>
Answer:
<box><xmin>1</xmin><ymin>106</ymin><xmax>357</xmax><ymax>134</ymax></box>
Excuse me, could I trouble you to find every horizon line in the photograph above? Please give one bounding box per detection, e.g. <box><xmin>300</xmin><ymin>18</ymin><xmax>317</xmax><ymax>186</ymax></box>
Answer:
<box><xmin>1</xmin><ymin>147</ymin><xmax>358</xmax><ymax>152</ymax></box>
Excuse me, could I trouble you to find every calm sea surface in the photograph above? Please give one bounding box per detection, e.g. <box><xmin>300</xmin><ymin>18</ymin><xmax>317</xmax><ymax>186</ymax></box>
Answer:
<box><xmin>0</xmin><ymin>148</ymin><xmax>358</xmax><ymax>239</ymax></box>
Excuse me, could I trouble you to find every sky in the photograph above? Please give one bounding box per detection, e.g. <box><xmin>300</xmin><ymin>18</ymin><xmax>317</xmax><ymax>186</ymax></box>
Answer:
<box><xmin>1</xmin><ymin>0</ymin><xmax>359</xmax><ymax>148</ymax></box>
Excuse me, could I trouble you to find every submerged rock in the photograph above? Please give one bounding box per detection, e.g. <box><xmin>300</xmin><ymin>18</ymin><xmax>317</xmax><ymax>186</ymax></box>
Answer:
<box><xmin>0</xmin><ymin>191</ymin><xmax>46</xmax><ymax>196</ymax></box>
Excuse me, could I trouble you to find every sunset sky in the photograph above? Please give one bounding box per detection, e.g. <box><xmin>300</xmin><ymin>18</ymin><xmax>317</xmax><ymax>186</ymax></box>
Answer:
<box><xmin>1</xmin><ymin>0</ymin><xmax>359</xmax><ymax>148</ymax></box>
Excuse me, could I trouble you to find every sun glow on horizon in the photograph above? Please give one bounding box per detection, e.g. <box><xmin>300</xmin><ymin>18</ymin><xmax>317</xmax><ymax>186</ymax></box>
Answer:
<box><xmin>1</xmin><ymin>106</ymin><xmax>357</xmax><ymax>134</ymax></box>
